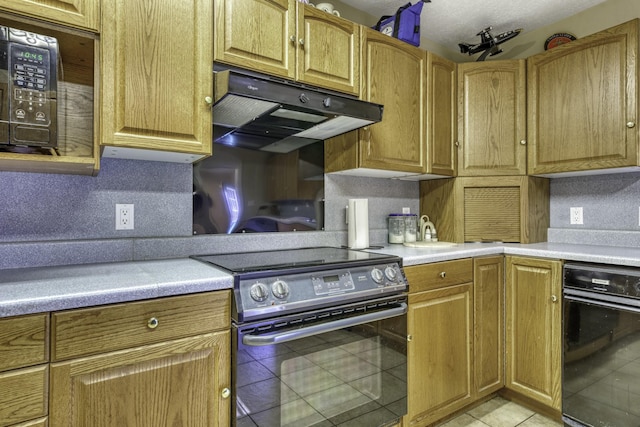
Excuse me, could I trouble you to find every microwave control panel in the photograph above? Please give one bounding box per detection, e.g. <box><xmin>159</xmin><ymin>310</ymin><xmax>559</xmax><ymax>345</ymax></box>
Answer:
<box><xmin>0</xmin><ymin>26</ymin><xmax>58</xmax><ymax>148</ymax></box>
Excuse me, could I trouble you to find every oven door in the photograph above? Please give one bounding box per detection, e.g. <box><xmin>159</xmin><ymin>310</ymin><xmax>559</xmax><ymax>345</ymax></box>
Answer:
<box><xmin>563</xmin><ymin>290</ymin><xmax>640</xmax><ymax>426</ymax></box>
<box><xmin>233</xmin><ymin>297</ymin><xmax>408</xmax><ymax>427</ymax></box>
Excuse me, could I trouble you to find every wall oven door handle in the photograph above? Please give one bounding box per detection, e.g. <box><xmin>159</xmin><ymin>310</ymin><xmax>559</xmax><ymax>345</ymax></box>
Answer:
<box><xmin>242</xmin><ymin>303</ymin><xmax>408</xmax><ymax>346</ymax></box>
<box><xmin>564</xmin><ymin>291</ymin><xmax>640</xmax><ymax>314</ymax></box>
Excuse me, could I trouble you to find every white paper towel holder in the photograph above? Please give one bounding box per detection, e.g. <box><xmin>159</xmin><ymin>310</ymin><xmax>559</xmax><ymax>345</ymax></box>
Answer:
<box><xmin>346</xmin><ymin>198</ymin><xmax>369</xmax><ymax>249</ymax></box>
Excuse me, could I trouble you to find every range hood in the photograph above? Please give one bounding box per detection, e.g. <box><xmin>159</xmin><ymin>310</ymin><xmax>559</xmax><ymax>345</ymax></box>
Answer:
<box><xmin>212</xmin><ymin>67</ymin><xmax>383</xmax><ymax>153</ymax></box>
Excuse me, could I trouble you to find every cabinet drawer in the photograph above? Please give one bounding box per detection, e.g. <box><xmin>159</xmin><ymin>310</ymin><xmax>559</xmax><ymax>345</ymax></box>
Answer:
<box><xmin>0</xmin><ymin>365</ymin><xmax>48</xmax><ymax>426</ymax></box>
<box><xmin>52</xmin><ymin>291</ymin><xmax>230</xmax><ymax>361</ymax></box>
<box><xmin>0</xmin><ymin>314</ymin><xmax>48</xmax><ymax>372</ymax></box>
<box><xmin>404</xmin><ymin>258</ymin><xmax>473</xmax><ymax>293</ymax></box>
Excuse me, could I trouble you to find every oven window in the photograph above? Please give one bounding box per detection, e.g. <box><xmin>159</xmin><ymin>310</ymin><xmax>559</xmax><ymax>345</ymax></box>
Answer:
<box><xmin>563</xmin><ymin>300</ymin><xmax>640</xmax><ymax>426</ymax></box>
<box><xmin>235</xmin><ymin>319</ymin><xmax>407</xmax><ymax>427</ymax></box>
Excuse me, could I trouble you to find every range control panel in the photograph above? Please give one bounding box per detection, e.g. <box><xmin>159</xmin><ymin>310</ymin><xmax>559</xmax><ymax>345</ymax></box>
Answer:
<box><xmin>236</xmin><ymin>262</ymin><xmax>407</xmax><ymax>322</ymax></box>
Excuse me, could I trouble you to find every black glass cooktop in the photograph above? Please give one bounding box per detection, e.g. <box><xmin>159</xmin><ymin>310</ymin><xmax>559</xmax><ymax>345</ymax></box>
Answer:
<box><xmin>192</xmin><ymin>246</ymin><xmax>397</xmax><ymax>274</ymax></box>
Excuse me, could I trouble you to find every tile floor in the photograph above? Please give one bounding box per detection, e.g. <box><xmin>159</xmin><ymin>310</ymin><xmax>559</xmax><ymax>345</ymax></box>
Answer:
<box><xmin>438</xmin><ymin>397</ymin><xmax>562</xmax><ymax>427</ymax></box>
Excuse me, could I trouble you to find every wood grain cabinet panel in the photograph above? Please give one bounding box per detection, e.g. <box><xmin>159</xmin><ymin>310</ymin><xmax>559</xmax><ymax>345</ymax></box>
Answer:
<box><xmin>0</xmin><ymin>0</ymin><xmax>100</xmax><ymax>31</ymax></box>
<box><xmin>214</xmin><ymin>0</ymin><xmax>360</xmax><ymax>95</ymax></box>
<box><xmin>0</xmin><ymin>365</ymin><xmax>48</xmax><ymax>426</ymax></box>
<box><xmin>52</xmin><ymin>292</ymin><xmax>230</xmax><ymax>361</ymax></box>
<box><xmin>505</xmin><ymin>256</ymin><xmax>562</xmax><ymax>411</ymax></box>
<box><xmin>528</xmin><ymin>19</ymin><xmax>639</xmax><ymax>175</ymax></box>
<box><xmin>404</xmin><ymin>260</ymin><xmax>474</xmax><ymax>426</ymax></box>
<box><xmin>458</xmin><ymin>60</ymin><xmax>526</xmax><ymax>176</ymax></box>
<box><xmin>474</xmin><ymin>256</ymin><xmax>504</xmax><ymax>398</ymax></box>
<box><xmin>50</xmin><ymin>332</ymin><xmax>230</xmax><ymax>427</ymax></box>
<box><xmin>101</xmin><ymin>0</ymin><xmax>213</xmax><ymax>159</ymax></box>
<box><xmin>0</xmin><ymin>314</ymin><xmax>48</xmax><ymax>372</ymax></box>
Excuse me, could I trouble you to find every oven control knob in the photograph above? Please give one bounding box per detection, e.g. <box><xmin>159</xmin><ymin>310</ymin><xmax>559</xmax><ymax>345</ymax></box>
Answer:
<box><xmin>371</xmin><ymin>268</ymin><xmax>384</xmax><ymax>284</ymax></box>
<box><xmin>384</xmin><ymin>266</ymin><xmax>398</xmax><ymax>282</ymax></box>
<box><xmin>249</xmin><ymin>283</ymin><xmax>269</xmax><ymax>302</ymax></box>
<box><xmin>271</xmin><ymin>280</ymin><xmax>290</xmax><ymax>299</ymax></box>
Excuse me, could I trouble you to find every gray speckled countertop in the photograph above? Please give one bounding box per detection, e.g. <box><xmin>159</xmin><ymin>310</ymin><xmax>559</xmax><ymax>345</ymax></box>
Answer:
<box><xmin>4</xmin><ymin>242</ymin><xmax>640</xmax><ymax>318</ymax></box>
<box><xmin>0</xmin><ymin>258</ymin><xmax>233</xmax><ymax>318</ymax></box>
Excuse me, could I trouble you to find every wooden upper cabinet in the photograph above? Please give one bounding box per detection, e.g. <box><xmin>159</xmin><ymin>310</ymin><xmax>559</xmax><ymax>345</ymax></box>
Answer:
<box><xmin>426</xmin><ymin>52</ymin><xmax>456</xmax><ymax>177</ymax></box>
<box><xmin>0</xmin><ymin>0</ymin><xmax>100</xmax><ymax>32</ymax></box>
<box><xmin>296</xmin><ymin>5</ymin><xmax>360</xmax><ymax>95</ymax></box>
<box><xmin>100</xmin><ymin>0</ymin><xmax>213</xmax><ymax>161</ymax></box>
<box><xmin>214</xmin><ymin>0</ymin><xmax>295</xmax><ymax>80</ymax></box>
<box><xmin>458</xmin><ymin>60</ymin><xmax>526</xmax><ymax>176</ymax></box>
<box><xmin>358</xmin><ymin>28</ymin><xmax>426</xmax><ymax>174</ymax></box>
<box><xmin>528</xmin><ymin>19</ymin><xmax>639</xmax><ymax>176</ymax></box>
<box><xmin>214</xmin><ymin>0</ymin><xmax>360</xmax><ymax>95</ymax></box>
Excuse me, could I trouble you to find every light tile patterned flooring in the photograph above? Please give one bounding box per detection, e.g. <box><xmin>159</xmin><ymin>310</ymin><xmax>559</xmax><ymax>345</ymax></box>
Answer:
<box><xmin>438</xmin><ymin>397</ymin><xmax>562</xmax><ymax>427</ymax></box>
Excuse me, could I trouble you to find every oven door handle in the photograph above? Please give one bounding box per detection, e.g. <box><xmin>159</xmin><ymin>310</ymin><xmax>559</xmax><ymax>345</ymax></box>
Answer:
<box><xmin>564</xmin><ymin>291</ymin><xmax>640</xmax><ymax>314</ymax></box>
<box><xmin>242</xmin><ymin>303</ymin><xmax>408</xmax><ymax>346</ymax></box>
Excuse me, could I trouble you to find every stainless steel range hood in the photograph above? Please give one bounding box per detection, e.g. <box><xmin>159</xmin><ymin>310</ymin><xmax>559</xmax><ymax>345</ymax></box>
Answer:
<box><xmin>213</xmin><ymin>67</ymin><xmax>383</xmax><ymax>153</ymax></box>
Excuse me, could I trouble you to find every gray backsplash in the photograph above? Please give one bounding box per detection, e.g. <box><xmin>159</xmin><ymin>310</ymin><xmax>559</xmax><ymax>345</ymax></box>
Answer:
<box><xmin>0</xmin><ymin>159</ymin><xmax>419</xmax><ymax>269</ymax></box>
<box><xmin>2</xmin><ymin>158</ymin><xmax>639</xmax><ymax>270</ymax></box>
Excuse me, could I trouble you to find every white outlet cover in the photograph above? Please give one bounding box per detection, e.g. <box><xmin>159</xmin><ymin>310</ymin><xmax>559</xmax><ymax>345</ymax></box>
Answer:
<box><xmin>570</xmin><ymin>207</ymin><xmax>583</xmax><ymax>225</ymax></box>
<box><xmin>116</xmin><ymin>204</ymin><xmax>134</xmax><ymax>230</ymax></box>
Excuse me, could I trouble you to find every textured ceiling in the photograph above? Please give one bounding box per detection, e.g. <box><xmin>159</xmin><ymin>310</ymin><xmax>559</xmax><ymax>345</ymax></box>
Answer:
<box><xmin>338</xmin><ymin>0</ymin><xmax>608</xmax><ymax>53</ymax></box>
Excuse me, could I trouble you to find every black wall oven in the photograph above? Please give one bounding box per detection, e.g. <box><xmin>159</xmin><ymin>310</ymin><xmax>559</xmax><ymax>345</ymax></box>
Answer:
<box><xmin>193</xmin><ymin>247</ymin><xmax>408</xmax><ymax>427</ymax></box>
<box><xmin>563</xmin><ymin>262</ymin><xmax>640</xmax><ymax>427</ymax></box>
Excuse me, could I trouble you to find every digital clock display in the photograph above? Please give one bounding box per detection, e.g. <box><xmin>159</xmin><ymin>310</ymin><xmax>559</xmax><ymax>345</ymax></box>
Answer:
<box><xmin>18</xmin><ymin>50</ymin><xmax>44</xmax><ymax>62</ymax></box>
<box><xmin>323</xmin><ymin>274</ymin><xmax>340</xmax><ymax>283</ymax></box>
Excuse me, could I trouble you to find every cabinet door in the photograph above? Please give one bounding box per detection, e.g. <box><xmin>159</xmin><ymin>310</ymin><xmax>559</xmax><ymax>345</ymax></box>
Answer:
<box><xmin>458</xmin><ymin>60</ymin><xmax>526</xmax><ymax>176</ymax></box>
<box><xmin>50</xmin><ymin>332</ymin><xmax>231</xmax><ymax>427</ymax></box>
<box><xmin>474</xmin><ymin>256</ymin><xmax>504</xmax><ymax>398</ymax></box>
<box><xmin>0</xmin><ymin>0</ymin><xmax>100</xmax><ymax>31</ymax></box>
<box><xmin>214</xmin><ymin>0</ymin><xmax>295</xmax><ymax>80</ymax></box>
<box><xmin>297</xmin><ymin>5</ymin><xmax>360</xmax><ymax>95</ymax></box>
<box><xmin>505</xmin><ymin>256</ymin><xmax>562</xmax><ymax>410</ymax></box>
<box><xmin>360</xmin><ymin>28</ymin><xmax>426</xmax><ymax>174</ymax></box>
<box><xmin>427</xmin><ymin>52</ymin><xmax>456</xmax><ymax>176</ymax></box>
<box><xmin>407</xmin><ymin>284</ymin><xmax>473</xmax><ymax>426</ymax></box>
<box><xmin>101</xmin><ymin>0</ymin><xmax>212</xmax><ymax>157</ymax></box>
<box><xmin>528</xmin><ymin>19</ymin><xmax>638</xmax><ymax>175</ymax></box>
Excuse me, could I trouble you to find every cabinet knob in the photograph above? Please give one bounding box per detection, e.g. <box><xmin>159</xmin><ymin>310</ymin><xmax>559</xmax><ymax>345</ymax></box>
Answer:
<box><xmin>520</xmin><ymin>139</ymin><xmax>527</xmax><ymax>145</ymax></box>
<box><xmin>147</xmin><ymin>317</ymin><xmax>159</xmax><ymax>329</ymax></box>
<box><xmin>290</xmin><ymin>35</ymin><xmax>296</xmax><ymax>44</ymax></box>
<box><xmin>627</xmin><ymin>121</ymin><xmax>636</xmax><ymax>129</ymax></box>
<box><xmin>221</xmin><ymin>388</ymin><xmax>231</xmax><ymax>399</ymax></box>
<box><xmin>407</xmin><ymin>334</ymin><xmax>413</xmax><ymax>342</ymax></box>
<box><xmin>299</xmin><ymin>38</ymin><xmax>305</xmax><ymax>46</ymax></box>
<box><xmin>205</xmin><ymin>96</ymin><xmax>213</xmax><ymax>107</ymax></box>
<box><xmin>551</xmin><ymin>295</ymin><xmax>558</xmax><ymax>303</ymax></box>
<box><xmin>439</xmin><ymin>271</ymin><xmax>446</xmax><ymax>278</ymax></box>
<box><xmin>454</xmin><ymin>141</ymin><xmax>460</xmax><ymax>148</ymax></box>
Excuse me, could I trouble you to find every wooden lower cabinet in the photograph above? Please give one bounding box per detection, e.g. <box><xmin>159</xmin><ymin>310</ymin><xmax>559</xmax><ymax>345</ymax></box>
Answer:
<box><xmin>474</xmin><ymin>256</ymin><xmax>504</xmax><ymax>399</ymax></box>
<box><xmin>50</xmin><ymin>332</ymin><xmax>230</xmax><ymax>427</ymax></box>
<box><xmin>404</xmin><ymin>259</ymin><xmax>474</xmax><ymax>426</ymax></box>
<box><xmin>505</xmin><ymin>256</ymin><xmax>562</xmax><ymax>411</ymax></box>
<box><xmin>0</xmin><ymin>313</ymin><xmax>49</xmax><ymax>427</ymax></box>
<box><xmin>48</xmin><ymin>291</ymin><xmax>232</xmax><ymax>427</ymax></box>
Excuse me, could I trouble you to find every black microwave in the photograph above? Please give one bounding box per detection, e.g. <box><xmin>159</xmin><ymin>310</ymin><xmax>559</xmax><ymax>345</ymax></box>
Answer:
<box><xmin>0</xmin><ymin>26</ymin><xmax>58</xmax><ymax>148</ymax></box>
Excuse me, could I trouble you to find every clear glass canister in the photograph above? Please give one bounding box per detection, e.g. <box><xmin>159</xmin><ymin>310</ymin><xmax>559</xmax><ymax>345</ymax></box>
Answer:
<box><xmin>388</xmin><ymin>214</ymin><xmax>405</xmax><ymax>244</ymax></box>
<box><xmin>404</xmin><ymin>214</ymin><xmax>417</xmax><ymax>242</ymax></box>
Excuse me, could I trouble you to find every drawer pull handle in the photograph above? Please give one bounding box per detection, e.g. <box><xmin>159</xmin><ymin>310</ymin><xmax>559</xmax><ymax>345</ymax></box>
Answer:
<box><xmin>439</xmin><ymin>271</ymin><xmax>446</xmax><ymax>278</ymax></box>
<box><xmin>147</xmin><ymin>317</ymin><xmax>159</xmax><ymax>329</ymax></box>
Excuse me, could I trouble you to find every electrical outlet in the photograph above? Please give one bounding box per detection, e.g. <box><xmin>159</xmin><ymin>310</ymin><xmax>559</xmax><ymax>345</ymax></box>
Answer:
<box><xmin>570</xmin><ymin>207</ymin><xmax>583</xmax><ymax>225</ymax></box>
<box><xmin>116</xmin><ymin>204</ymin><xmax>134</xmax><ymax>230</ymax></box>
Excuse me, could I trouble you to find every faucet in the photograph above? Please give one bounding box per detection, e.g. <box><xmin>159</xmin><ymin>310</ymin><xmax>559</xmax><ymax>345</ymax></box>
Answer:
<box><xmin>419</xmin><ymin>215</ymin><xmax>438</xmax><ymax>242</ymax></box>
